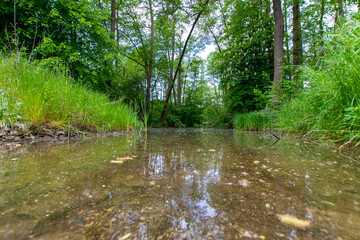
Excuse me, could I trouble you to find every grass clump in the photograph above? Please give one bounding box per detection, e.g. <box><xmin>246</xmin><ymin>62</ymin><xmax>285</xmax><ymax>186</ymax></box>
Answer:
<box><xmin>277</xmin><ymin>15</ymin><xmax>360</xmax><ymax>141</ymax></box>
<box><xmin>233</xmin><ymin>112</ymin><xmax>272</xmax><ymax>131</ymax></box>
<box><xmin>0</xmin><ymin>55</ymin><xmax>141</xmax><ymax>132</ymax></box>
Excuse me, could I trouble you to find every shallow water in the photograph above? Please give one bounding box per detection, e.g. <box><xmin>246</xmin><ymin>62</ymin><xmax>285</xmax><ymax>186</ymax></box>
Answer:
<box><xmin>1</xmin><ymin>129</ymin><xmax>360</xmax><ymax>239</ymax></box>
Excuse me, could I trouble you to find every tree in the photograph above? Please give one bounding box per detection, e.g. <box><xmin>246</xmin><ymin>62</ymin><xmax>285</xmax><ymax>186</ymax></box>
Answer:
<box><xmin>117</xmin><ymin>0</ymin><xmax>155</xmax><ymax>113</ymax></box>
<box><xmin>272</xmin><ymin>0</ymin><xmax>284</xmax><ymax>94</ymax></box>
<box><xmin>292</xmin><ymin>0</ymin><xmax>303</xmax><ymax>88</ymax></box>
<box><xmin>217</xmin><ymin>0</ymin><xmax>273</xmax><ymax>113</ymax></box>
<box><xmin>160</xmin><ymin>0</ymin><xmax>211</xmax><ymax>122</ymax></box>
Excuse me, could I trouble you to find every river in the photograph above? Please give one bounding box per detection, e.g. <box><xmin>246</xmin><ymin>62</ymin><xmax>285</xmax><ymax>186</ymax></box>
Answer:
<box><xmin>0</xmin><ymin>129</ymin><xmax>359</xmax><ymax>239</ymax></box>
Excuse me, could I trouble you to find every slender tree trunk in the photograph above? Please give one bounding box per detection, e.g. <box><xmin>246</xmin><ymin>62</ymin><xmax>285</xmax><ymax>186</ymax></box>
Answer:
<box><xmin>145</xmin><ymin>0</ymin><xmax>155</xmax><ymax>114</ymax></box>
<box><xmin>335</xmin><ymin>0</ymin><xmax>344</xmax><ymax>26</ymax></box>
<box><xmin>319</xmin><ymin>0</ymin><xmax>325</xmax><ymax>55</ymax></box>
<box><xmin>110</xmin><ymin>0</ymin><xmax>116</xmax><ymax>40</ymax></box>
<box><xmin>292</xmin><ymin>0</ymin><xmax>302</xmax><ymax>88</ymax></box>
<box><xmin>284</xmin><ymin>0</ymin><xmax>290</xmax><ymax>64</ymax></box>
<box><xmin>272</xmin><ymin>0</ymin><xmax>284</xmax><ymax>94</ymax></box>
<box><xmin>177</xmin><ymin>67</ymin><xmax>182</xmax><ymax>108</ymax></box>
<box><xmin>160</xmin><ymin>0</ymin><xmax>210</xmax><ymax>122</ymax></box>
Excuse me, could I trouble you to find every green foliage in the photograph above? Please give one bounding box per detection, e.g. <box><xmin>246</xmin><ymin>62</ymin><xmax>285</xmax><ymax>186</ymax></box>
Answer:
<box><xmin>277</xmin><ymin>15</ymin><xmax>360</xmax><ymax>139</ymax></box>
<box><xmin>217</xmin><ymin>0</ymin><xmax>274</xmax><ymax>114</ymax></box>
<box><xmin>0</xmin><ymin>0</ymin><xmax>119</xmax><ymax>96</ymax></box>
<box><xmin>0</xmin><ymin>55</ymin><xmax>141</xmax><ymax>131</ymax></box>
<box><xmin>233</xmin><ymin>112</ymin><xmax>272</xmax><ymax>131</ymax></box>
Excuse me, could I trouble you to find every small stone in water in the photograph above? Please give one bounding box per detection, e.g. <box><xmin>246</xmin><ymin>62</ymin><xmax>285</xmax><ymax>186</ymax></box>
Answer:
<box><xmin>239</xmin><ymin>179</ymin><xmax>250</xmax><ymax>187</ymax></box>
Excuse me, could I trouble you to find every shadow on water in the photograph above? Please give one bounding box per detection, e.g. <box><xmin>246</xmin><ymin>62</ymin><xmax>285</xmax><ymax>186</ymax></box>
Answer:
<box><xmin>0</xmin><ymin>129</ymin><xmax>359</xmax><ymax>239</ymax></box>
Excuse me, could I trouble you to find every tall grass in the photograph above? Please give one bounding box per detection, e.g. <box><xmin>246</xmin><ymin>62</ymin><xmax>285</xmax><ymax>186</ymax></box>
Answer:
<box><xmin>233</xmin><ymin>112</ymin><xmax>272</xmax><ymax>131</ymax></box>
<box><xmin>0</xmin><ymin>55</ymin><xmax>142</xmax><ymax>132</ymax></box>
<box><xmin>277</xmin><ymin>15</ymin><xmax>360</xmax><ymax>140</ymax></box>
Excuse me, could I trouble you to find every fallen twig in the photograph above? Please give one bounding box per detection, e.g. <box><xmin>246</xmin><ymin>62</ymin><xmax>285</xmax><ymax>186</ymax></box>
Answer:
<box><xmin>268</xmin><ymin>130</ymin><xmax>280</xmax><ymax>140</ymax></box>
<box><xmin>339</xmin><ymin>134</ymin><xmax>358</xmax><ymax>149</ymax></box>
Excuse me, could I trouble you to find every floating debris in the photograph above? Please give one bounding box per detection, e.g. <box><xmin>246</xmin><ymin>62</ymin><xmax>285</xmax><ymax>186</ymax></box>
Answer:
<box><xmin>276</xmin><ymin>214</ymin><xmax>310</xmax><ymax>229</ymax></box>
<box><xmin>324</xmin><ymin>201</ymin><xmax>336</xmax><ymax>206</ymax></box>
<box><xmin>208</xmin><ymin>149</ymin><xmax>216</xmax><ymax>152</ymax></box>
<box><xmin>110</xmin><ymin>160</ymin><xmax>124</xmax><ymax>164</ymax></box>
<box><xmin>118</xmin><ymin>233</ymin><xmax>132</xmax><ymax>240</ymax></box>
<box><xmin>116</xmin><ymin>156</ymin><xmax>133</xmax><ymax>161</ymax></box>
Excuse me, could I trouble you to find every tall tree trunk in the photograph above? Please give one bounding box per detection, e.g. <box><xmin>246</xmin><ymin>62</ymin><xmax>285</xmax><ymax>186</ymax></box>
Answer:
<box><xmin>292</xmin><ymin>0</ymin><xmax>302</xmax><ymax>88</ymax></box>
<box><xmin>319</xmin><ymin>0</ymin><xmax>325</xmax><ymax>55</ymax></box>
<box><xmin>145</xmin><ymin>0</ymin><xmax>154</xmax><ymax>114</ymax></box>
<box><xmin>272</xmin><ymin>0</ymin><xmax>284</xmax><ymax>94</ymax></box>
<box><xmin>160</xmin><ymin>0</ymin><xmax>210</xmax><ymax>122</ymax></box>
<box><xmin>335</xmin><ymin>0</ymin><xmax>344</xmax><ymax>26</ymax></box>
<box><xmin>110</xmin><ymin>0</ymin><xmax>116</xmax><ymax>40</ymax></box>
<box><xmin>284</xmin><ymin>0</ymin><xmax>290</xmax><ymax>64</ymax></box>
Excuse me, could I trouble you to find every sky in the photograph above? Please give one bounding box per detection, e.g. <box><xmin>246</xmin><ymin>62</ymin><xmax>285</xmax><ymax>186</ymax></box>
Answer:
<box><xmin>198</xmin><ymin>44</ymin><xmax>216</xmax><ymax>59</ymax></box>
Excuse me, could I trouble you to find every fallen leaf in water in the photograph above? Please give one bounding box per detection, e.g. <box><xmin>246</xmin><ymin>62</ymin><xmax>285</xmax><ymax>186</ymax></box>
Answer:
<box><xmin>254</xmin><ymin>161</ymin><xmax>260</xmax><ymax>164</ymax></box>
<box><xmin>265</xmin><ymin>203</ymin><xmax>271</xmax><ymax>209</ymax></box>
<box><xmin>260</xmin><ymin>236</ymin><xmax>266</xmax><ymax>240</ymax></box>
<box><xmin>276</xmin><ymin>214</ymin><xmax>310</xmax><ymax>228</ymax></box>
<box><xmin>15</xmin><ymin>144</ymin><xmax>21</xmax><ymax>147</ymax></box>
<box><xmin>119</xmin><ymin>233</ymin><xmax>132</xmax><ymax>240</ymax></box>
<box><xmin>149</xmin><ymin>181</ymin><xmax>155</xmax><ymax>186</ymax></box>
<box><xmin>208</xmin><ymin>149</ymin><xmax>216</xmax><ymax>152</ymax></box>
<box><xmin>106</xmin><ymin>207</ymin><xmax>114</xmax><ymax>211</ymax></box>
<box><xmin>116</xmin><ymin>156</ymin><xmax>133</xmax><ymax>161</ymax></box>
<box><xmin>324</xmin><ymin>201</ymin><xmax>336</xmax><ymax>206</ymax></box>
<box><xmin>110</xmin><ymin>160</ymin><xmax>124</xmax><ymax>164</ymax></box>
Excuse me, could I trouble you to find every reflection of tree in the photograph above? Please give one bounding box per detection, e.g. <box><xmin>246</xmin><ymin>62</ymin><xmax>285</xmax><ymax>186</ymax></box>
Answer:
<box><xmin>2</xmin><ymin>130</ymin><xmax>351</xmax><ymax>239</ymax></box>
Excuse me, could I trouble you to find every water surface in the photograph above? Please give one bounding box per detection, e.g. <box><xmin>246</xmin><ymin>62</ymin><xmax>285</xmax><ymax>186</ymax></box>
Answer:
<box><xmin>1</xmin><ymin>129</ymin><xmax>359</xmax><ymax>239</ymax></box>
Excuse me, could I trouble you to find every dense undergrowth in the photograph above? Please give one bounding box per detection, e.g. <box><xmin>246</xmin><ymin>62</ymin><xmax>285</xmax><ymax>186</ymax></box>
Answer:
<box><xmin>0</xmin><ymin>55</ymin><xmax>141</xmax><ymax>133</ymax></box>
<box><xmin>234</xmin><ymin>15</ymin><xmax>360</xmax><ymax>144</ymax></box>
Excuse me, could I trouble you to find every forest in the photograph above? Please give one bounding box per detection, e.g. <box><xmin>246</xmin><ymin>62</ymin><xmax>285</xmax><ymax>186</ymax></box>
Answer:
<box><xmin>1</xmin><ymin>0</ymin><xmax>360</xmax><ymax>142</ymax></box>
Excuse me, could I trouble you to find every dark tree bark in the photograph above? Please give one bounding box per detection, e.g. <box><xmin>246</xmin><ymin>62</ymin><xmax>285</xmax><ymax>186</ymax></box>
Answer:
<box><xmin>176</xmin><ymin>67</ymin><xmax>182</xmax><ymax>108</ymax></box>
<box><xmin>160</xmin><ymin>0</ymin><xmax>210</xmax><ymax>122</ymax></box>
<box><xmin>272</xmin><ymin>0</ymin><xmax>284</xmax><ymax>93</ymax></box>
<box><xmin>292</xmin><ymin>0</ymin><xmax>302</xmax><ymax>88</ymax></box>
<box><xmin>110</xmin><ymin>0</ymin><xmax>116</xmax><ymax>40</ymax></box>
<box><xmin>319</xmin><ymin>0</ymin><xmax>325</xmax><ymax>55</ymax></box>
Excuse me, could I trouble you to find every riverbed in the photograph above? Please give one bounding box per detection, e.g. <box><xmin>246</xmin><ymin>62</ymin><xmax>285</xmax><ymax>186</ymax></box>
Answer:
<box><xmin>0</xmin><ymin>129</ymin><xmax>359</xmax><ymax>239</ymax></box>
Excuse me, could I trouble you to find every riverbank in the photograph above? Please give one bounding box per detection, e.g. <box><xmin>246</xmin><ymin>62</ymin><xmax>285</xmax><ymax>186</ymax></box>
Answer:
<box><xmin>0</xmin><ymin>55</ymin><xmax>142</xmax><ymax>135</ymax></box>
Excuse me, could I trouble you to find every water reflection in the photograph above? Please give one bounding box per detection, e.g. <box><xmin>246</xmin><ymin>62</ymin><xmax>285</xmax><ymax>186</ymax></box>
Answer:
<box><xmin>0</xmin><ymin>129</ymin><xmax>359</xmax><ymax>239</ymax></box>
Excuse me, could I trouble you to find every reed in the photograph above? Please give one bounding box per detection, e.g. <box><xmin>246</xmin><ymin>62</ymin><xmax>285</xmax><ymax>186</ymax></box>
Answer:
<box><xmin>277</xmin><ymin>15</ymin><xmax>360</xmax><ymax>141</ymax></box>
<box><xmin>233</xmin><ymin>112</ymin><xmax>272</xmax><ymax>131</ymax></box>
